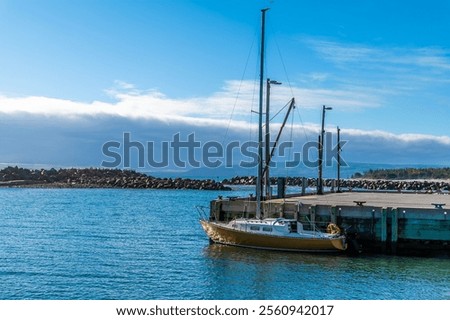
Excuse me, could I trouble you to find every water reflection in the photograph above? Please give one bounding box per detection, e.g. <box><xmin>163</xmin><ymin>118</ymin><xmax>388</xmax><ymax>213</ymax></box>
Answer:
<box><xmin>201</xmin><ymin>244</ymin><xmax>450</xmax><ymax>300</ymax></box>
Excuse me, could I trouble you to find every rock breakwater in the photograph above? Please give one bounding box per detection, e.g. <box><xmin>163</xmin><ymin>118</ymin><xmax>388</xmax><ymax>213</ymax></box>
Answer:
<box><xmin>223</xmin><ymin>176</ymin><xmax>450</xmax><ymax>192</ymax></box>
<box><xmin>0</xmin><ymin>166</ymin><xmax>231</xmax><ymax>190</ymax></box>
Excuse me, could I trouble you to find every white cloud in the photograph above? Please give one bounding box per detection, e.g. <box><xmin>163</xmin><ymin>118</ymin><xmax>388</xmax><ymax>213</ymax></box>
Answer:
<box><xmin>1</xmin><ymin>105</ymin><xmax>450</xmax><ymax>168</ymax></box>
<box><xmin>306</xmin><ymin>39</ymin><xmax>379</xmax><ymax>64</ymax></box>
<box><xmin>0</xmin><ymin>79</ymin><xmax>382</xmax><ymax>123</ymax></box>
<box><xmin>308</xmin><ymin>73</ymin><xmax>329</xmax><ymax>82</ymax></box>
<box><xmin>343</xmin><ymin>128</ymin><xmax>450</xmax><ymax>145</ymax></box>
<box><xmin>307</xmin><ymin>38</ymin><xmax>450</xmax><ymax>73</ymax></box>
<box><xmin>1</xmin><ymin>80</ymin><xmax>450</xmax><ymax>168</ymax></box>
<box><xmin>297</xmin><ymin>37</ymin><xmax>450</xmax><ymax>115</ymax></box>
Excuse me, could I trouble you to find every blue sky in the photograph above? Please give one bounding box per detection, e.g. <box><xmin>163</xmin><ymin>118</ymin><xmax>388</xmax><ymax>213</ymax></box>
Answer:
<box><xmin>1</xmin><ymin>0</ymin><xmax>450</xmax><ymax>174</ymax></box>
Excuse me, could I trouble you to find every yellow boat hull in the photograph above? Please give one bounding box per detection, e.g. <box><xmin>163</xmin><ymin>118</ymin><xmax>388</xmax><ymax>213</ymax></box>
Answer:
<box><xmin>200</xmin><ymin>220</ymin><xmax>347</xmax><ymax>252</ymax></box>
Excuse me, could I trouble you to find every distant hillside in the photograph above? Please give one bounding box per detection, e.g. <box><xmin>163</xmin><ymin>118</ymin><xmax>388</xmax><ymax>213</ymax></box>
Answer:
<box><xmin>352</xmin><ymin>167</ymin><xmax>450</xmax><ymax>180</ymax></box>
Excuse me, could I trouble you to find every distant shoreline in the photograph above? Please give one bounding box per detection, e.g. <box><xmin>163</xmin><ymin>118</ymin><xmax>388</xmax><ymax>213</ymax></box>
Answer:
<box><xmin>0</xmin><ymin>166</ymin><xmax>231</xmax><ymax>190</ymax></box>
<box><xmin>352</xmin><ymin>167</ymin><xmax>450</xmax><ymax>180</ymax></box>
<box><xmin>1</xmin><ymin>166</ymin><xmax>450</xmax><ymax>192</ymax></box>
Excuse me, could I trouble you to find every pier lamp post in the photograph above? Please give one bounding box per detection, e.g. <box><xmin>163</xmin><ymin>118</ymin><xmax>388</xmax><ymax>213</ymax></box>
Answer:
<box><xmin>265</xmin><ymin>78</ymin><xmax>282</xmax><ymax>199</ymax></box>
<box><xmin>318</xmin><ymin>105</ymin><xmax>332</xmax><ymax>195</ymax></box>
<box><xmin>337</xmin><ymin>126</ymin><xmax>341</xmax><ymax>193</ymax></box>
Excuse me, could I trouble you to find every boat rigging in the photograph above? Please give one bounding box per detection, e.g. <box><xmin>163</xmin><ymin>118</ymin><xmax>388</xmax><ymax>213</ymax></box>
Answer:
<box><xmin>199</xmin><ymin>8</ymin><xmax>347</xmax><ymax>253</ymax></box>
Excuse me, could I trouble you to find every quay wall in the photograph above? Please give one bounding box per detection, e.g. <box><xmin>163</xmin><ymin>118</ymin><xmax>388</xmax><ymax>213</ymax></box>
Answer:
<box><xmin>211</xmin><ymin>194</ymin><xmax>449</xmax><ymax>255</ymax></box>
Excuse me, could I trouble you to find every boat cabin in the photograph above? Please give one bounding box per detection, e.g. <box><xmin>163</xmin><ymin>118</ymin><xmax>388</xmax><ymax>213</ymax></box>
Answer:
<box><xmin>230</xmin><ymin>218</ymin><xmax>304</xmax><ymax>236</ymax></box>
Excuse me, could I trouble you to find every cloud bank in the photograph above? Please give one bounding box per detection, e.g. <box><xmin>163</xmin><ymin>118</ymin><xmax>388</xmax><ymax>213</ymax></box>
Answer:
<box><xmin>1</xmin><ymin>80</ymin><xmax>450</xmax><ymax>172</ymax></box>
<box><xmin>2</xmin><ymin>37</ymin><xmax>450</xmax><ymax>172</ymax></box>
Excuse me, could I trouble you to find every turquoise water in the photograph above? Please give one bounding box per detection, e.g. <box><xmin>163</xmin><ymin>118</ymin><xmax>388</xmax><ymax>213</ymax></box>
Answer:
<box><xmin>0</xmin><ymin>188</ymin><xmax>449</xmax><ymax>300</ymax></box>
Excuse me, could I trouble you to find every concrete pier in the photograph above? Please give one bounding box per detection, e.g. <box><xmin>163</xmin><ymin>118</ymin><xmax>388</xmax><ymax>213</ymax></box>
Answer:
<box><xmin>210</xmin><ymin>192</ymin><xmax>450</xmax><ymax>255</ymax></box>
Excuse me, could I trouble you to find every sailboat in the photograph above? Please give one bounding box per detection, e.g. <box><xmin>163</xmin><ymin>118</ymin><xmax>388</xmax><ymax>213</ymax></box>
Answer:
<box><xmin>200</xmin><ymin>9</ymin><xmax>347</xmax><ymax>252</ymax></box>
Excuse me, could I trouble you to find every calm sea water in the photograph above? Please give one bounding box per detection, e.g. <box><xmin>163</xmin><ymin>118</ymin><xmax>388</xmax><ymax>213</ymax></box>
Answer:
<box><xmin>0</xmin><ymin>187</ymin><xmax>449</xmax><ymax>300</ymax></box>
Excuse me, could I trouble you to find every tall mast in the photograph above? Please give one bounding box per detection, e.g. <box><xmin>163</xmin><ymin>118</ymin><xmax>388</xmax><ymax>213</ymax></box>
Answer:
<box><xmin>318</xmin><ymin>105</ymin><xmax>332</xmax><ymax>195</ymax></box>
<box><xmin>264</xmin><ymin>79</ymin><xmax>271</xmax><ymax>199</ymax></box>
<box><xmin>256</xmin><ymin>8</ymin><xmax>269</xmax><ymax>219</ymax></box>
<box><xmin>337</xmin><ymin>126</ymin><xmax>341</xmax><ymax>192</ymax></box>
<box><xmin>265</xmin><ymin>78</ymin><xmax>281</xmax><ymax>199</ymax></box>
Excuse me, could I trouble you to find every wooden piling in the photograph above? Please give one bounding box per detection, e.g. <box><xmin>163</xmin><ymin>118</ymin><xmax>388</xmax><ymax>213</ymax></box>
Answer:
<box><xmin>301</xmin><ymin>177</ymin><xmax>307</xmax><ymax>196</ymax></box>
<box><xmin>391</xmin><ymin>207</ymin><xmax>398</xmax><ymax>254</ymax></box>
<box><xmin>309</xmin><ymin>205</ymin><xmax>316</xmax><ymax>231</ymax></box>
<box><xmin>381</xmin><ymin>207</ymin><xmax>388</xmax><ymax>253</ymax></box>
<box><xmin>330</xmin><ymin>206</ymin><xmax>337</xmax><ymax>224</ymax></box>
